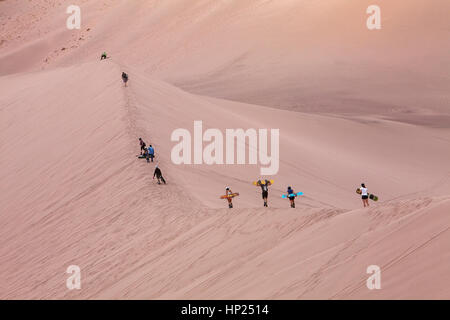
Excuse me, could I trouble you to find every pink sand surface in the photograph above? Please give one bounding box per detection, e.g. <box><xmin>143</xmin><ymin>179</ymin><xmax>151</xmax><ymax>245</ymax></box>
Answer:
<box><xmin>0</xmin><ymin>0</ymin><xmax>449</xmax><ymax>299</ymax></box>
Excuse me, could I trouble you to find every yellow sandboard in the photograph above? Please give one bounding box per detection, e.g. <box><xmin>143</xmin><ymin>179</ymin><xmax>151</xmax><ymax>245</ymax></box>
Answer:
<box><xmin>220</xmin><ymin>192</ymin><xmax>240</xmax><ymax>199</ymax></box>
<box><xmin>252</xmin><ymin>179</ymin><xmax>274</xmax><ymax>186</ymax></box>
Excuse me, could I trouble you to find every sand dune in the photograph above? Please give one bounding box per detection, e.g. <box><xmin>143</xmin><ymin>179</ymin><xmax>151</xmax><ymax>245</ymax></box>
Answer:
<box><xmin>0</xmin><ymin>0</ymin><xmax>449</xmax><ymax>299</ymax></box>
<box><xmin>2</xmin><ymin>0</ymin><xmax>449</xmax><ymax>121</ymax></box>
<box><xmin>1</xmin><ymin>61</ymin><xmax>449</xmax><ymax>299</ymax></box>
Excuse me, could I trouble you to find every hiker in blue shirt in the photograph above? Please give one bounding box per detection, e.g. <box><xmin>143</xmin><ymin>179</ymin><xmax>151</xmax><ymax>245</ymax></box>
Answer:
<box><xmin>287</xmin><ymin>186</ymin><xmax>296</xmax><ymax>208</ymax></box>
<box><xmin>147</xmin><ymin>145</ymin><xmax>155</xmax><ymax>162</ymax></box>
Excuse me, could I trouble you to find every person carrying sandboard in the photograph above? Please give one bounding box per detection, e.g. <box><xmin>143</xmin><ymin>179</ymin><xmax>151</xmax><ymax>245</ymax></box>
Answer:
<box><xmin>286</xmin><ymin>186</ymin><xmax>296</xmax><ymax>208</ymax></box>
<box><xmin>259</xmin><ymin>179</ymin><xmax>272</xmax><ymax>207</ymax></box>
<box><xmin>153</xmin><ymin>165</ymin><xmax>166</xmax><ymax>184</ymax></box>
<box><xmin>359</xmin><ymin>183</ymin><xmax>369</xmax><ymax>207</ymax></box>
<box><xmin>226</xmin><ymin>187</ymin><xmax>234</xmax><ymax>208</ymax></box>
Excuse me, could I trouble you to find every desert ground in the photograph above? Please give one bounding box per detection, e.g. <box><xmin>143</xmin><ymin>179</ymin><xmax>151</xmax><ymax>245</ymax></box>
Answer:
<box><xmin>0</xmin><ymin>0</ymin><xmax>449</xmax><ymax>299</ymax></box>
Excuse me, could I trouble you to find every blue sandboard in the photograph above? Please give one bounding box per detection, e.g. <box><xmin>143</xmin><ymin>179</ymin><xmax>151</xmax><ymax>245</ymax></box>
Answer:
<box><xmin>281</xmin><ymin>192</ymin><xmax>303</xmax><ymax>199</ymax></box>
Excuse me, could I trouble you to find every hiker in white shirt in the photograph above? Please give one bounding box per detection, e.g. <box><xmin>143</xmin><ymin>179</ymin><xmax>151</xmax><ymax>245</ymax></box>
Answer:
<box><xmin>360</xmin><ymin>183</ymin><xmax>369</xmax><ymax>207</ymax></box>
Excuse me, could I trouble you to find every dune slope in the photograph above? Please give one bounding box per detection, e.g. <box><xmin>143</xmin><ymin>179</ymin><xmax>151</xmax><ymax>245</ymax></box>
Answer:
<box><xmin>1</xmin><ymin>61</ymin><xmax>449</xmax><ymax>299</ymax></box>
<box><xmin>1</xmin><ymin>0</ymin><xmax>449</xmax><ymax>122</ymax></box>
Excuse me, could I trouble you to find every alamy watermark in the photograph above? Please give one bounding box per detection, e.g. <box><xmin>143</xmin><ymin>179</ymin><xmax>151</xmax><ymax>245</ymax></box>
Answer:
<box><xmin>171</xmin><ymin>121</ymin><xmax>279</xmax><ymax>175</ymax></box>
<box><xmin>366</xmin><ymin>5</ymin><xmax>381</xmax><ymax>30</ymax></box>
<box><xmin>66</xmin><ymin>5</ymin><xmax>81</xmax><ymax>30</ymax></box>
<box><xmin>366</xmin><ymin>265</ymin><xmax>381</xmax><ymax>290</ymax></box>
<box><xmin>66</xmin><ymin>265</ymin><xmax>81</xmax><ymax>290</ymax></box>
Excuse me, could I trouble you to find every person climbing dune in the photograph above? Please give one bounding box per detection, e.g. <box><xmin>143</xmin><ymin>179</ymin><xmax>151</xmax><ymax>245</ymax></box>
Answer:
<box><xmin>153</xmin><ymin>165</ymin><xmax>166</xmax><ymax>184</ymax></box>
<box><xmin>226</xmin><ymin>187</ymin><xmax>233</xmax><ymax>208</ymax></box>
<box><xmin>148</xmin><ymin>145</ymin><xmax>155</xmax><ymax>162</ymax></box>
<box><xmin>139</xmin><ymin>138</ymin><xmax>147</xmax><ymax>155</ymax></box>
<box><xmin>359</xmin><ymin>183</ymin><xmax>369</xmax><ymax>207</ymax></box>
<box><xmin>260</xmin><ymin>179</ymin><xmax>272</xmax><ymax>207</ymax></box>
<box><xmin>287</xmin><ymin>186</ymin><xmax>296</xmax><ymax>208</ymax></box>
<box><xmin>122</xmin><ymin>72</ymin><xmax>129</xmax><ymax>87</ymax></box>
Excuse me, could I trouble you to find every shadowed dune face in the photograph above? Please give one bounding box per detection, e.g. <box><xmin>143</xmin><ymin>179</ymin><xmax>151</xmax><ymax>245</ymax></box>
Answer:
<box><xmin>0</xmin><ymin>1</ymin><xmax>449</xmax><ymax>299</ymax></box>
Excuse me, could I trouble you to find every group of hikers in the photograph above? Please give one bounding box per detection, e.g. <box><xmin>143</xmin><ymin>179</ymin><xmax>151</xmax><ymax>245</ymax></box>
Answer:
<box><xmin>225</xmin><ymin>182</ymin><xmax>371</xmax><ymax>209</ymax></box>
<box><xmin>99</xmin><ymin>52</ymin><xmax>129</xmax><ymax>87</ymax></box>
<box><xmin>100</xmin><ymin>54</ymin><xmax>158</xmax><ymax>182</ymax></box>
<box><xmin>114</xmin><ymin>53</ymin><xmax>372</xmax><ymax>209</ymax></box>
<box><xmin>137</xmin><ymin>136</ymin><xmax>300</xmax><ymax>207</ymax></box>
<box><xmin>100</xmin><ymin>55</ymin><xmax>156</xmax><ymax>180</ymax></box>
<box><xmin>139</xmin><ymin>138</ymin><xmax>155</xmax><ymax>163</ymax></box>
<box><xmin>137</xmin><ymin>134</ymin><xmax>372</xmax><ymax>208</ymax></box>
<box><xmin>106</xmin><ymin>51</ymin><xmax>159</xmax><ymax>185</ymax></box>
<box><xmin>138</xmin><ymin>138</ymin><xmax>165</xmax><ymax>184</ymax></box>
<box><xmin>225</xmin><ymin>182</ymin><xmax>299</xmax><ymax>209</ymax></box>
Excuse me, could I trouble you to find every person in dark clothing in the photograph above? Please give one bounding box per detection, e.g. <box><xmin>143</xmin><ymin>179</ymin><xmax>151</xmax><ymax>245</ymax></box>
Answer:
<box><xmin>287</xmin><ymin>186</ymin><xmax>296</xmax><ymax>208</ymax></box>
<box><xmin>153</xmin><ymin>165</ymin><xmax>166</xmax><ymax>184</ymax></box>
<box><xmin>122</xmin><ymin>72</ymin><xmax>129</xmax><ymax>87</ymax></box>
<box><xmin>100</xmin><ymin>52</ymin><xmax>107</xmax><ymax>60</ymax></box>
<box><xmin>139</xmin><ymin>138</ymin><xmax>146</xmax><ymax>155</ymax></box>
<box><xmin>260</xmin><ymin>179</ymin><xmax>272</xmax><ymax>207</ymax></box>
<box><xmin>143</xmin><ymin>147</ymin><xmax>150</xmax><ymax>162</ymax></box>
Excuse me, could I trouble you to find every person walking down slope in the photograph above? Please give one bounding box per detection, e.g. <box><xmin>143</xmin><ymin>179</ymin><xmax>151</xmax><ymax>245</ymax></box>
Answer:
<box><xmin>153</xmin><ymin>165</ymin><xmax>166</xmax><ymax>184</ymax></box>
<box><xmin>225</xmin><ymin>187</ymin><xmax>234</xmax><ymax>209</ymax></box>
<box><xmin>100</xmin><ymin>52</ymin><xmax>107</xmax><ymax>60</ymax></box>
<box><xmin>287</xmin><ymin>186</ymin><xmax>296</xmax><ymax>208</ymax></box>
<box><xmin>360</xmin><ymin>183</ymin><xmax>369</xmax><ymax>208</ymax></box>
<box><xmin>122</xmin><ymin>72</ymin><xmax>129</xmax><ymax>87</ymax></box>
<box><xmin>148</xmin><ymin>145</ymin><xmax>155</xmax><ymax>162</ymax></box>
<box><xmin>139</xmin><ymin>138</ymin><xmax>146</xmax><ymax>155</ymax></box>
<box><xmin>260</xmin><ymin>179</ymin><xmax>272</xmax><ymax>207</ymax></box>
